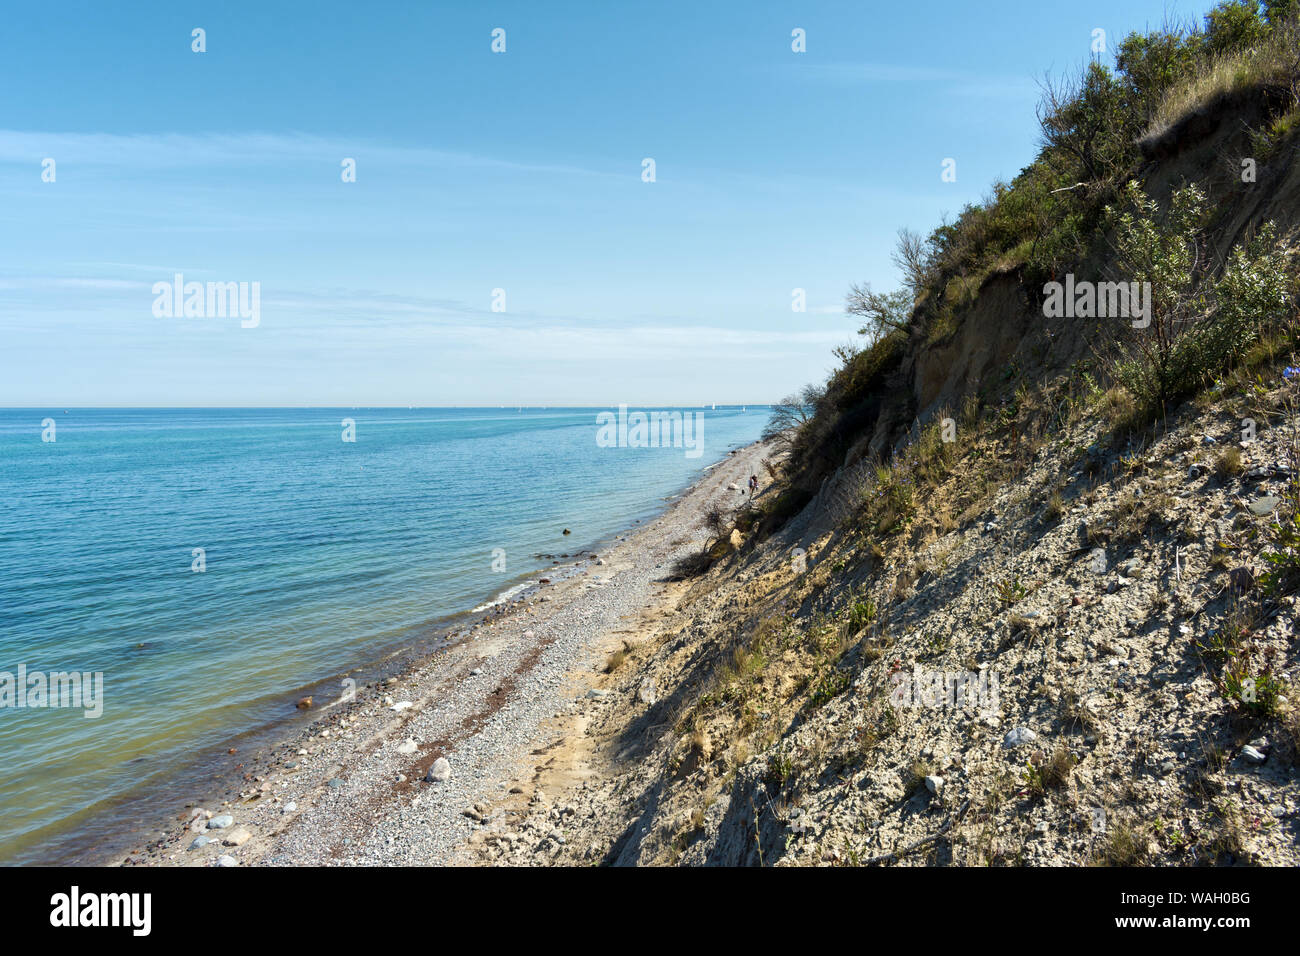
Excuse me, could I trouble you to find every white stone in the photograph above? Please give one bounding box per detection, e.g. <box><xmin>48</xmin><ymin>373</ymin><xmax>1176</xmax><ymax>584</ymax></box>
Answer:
<box><xmin>1003</xmin><ymin>726</ymin><xmax>1037</xmax><ymax>748</ymax></box>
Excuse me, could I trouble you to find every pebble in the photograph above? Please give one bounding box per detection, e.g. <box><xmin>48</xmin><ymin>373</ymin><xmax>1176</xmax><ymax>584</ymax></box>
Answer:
<box><xmin>1241</xmin><ymin>746</ymin><xmax>1267</xmax><ymax>764</ymax></box>
<box><xmin>1003</xmin><ymin>727</ymin><xmax>1037</xmax><ymax>748</ymax></box>
<box><xmin>1249</xmin><ymin>497</ymin><xmax>1280</xmax><ymax>516</ymax></box>
<box><xmin>396</xmin><ymin>739</ymin><xmax>418</xmax><ymax>755</ymax></box>
<box><xmin>223</xmin><ymin>827</ymin><xmax>252</xmax><ymax>847</ymax></box>
<box><xmin>189</xmin><ymin>835</ymin><xmax>212</xmax><ymax>850</ymax></box>
<box><xmin>215</xmin><ymin>854</ymin><xmax>239</xmax><ymax>867</ymax></box>
<box><xmin>426</xmin><ymin>757</ymin><xmax>452</xmax><ymax>783</ymax></box>
<box><xmin>924</xmin><ymin>775</ymin><xmax>944</xmax><ymax>796</ymax></box>
<box><xmin>637</xmin><ymin>679</ymin><xmax>658</xmax><ymax>705</ymax></box>
<box><xmin>207</xmin><ymin>814</ymin><xmax>234</xmax><ymax>830</ymax></box>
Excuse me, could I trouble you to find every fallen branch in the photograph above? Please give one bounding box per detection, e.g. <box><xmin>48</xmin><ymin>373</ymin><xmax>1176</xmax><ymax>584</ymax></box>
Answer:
<box><xmin>862</xmin><ymin>799</ymin><xmax>972</xmax><ymax>866</ymax></box>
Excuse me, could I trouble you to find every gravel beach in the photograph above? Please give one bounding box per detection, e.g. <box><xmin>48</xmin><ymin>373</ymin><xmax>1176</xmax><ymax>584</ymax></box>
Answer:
<box><xmin>123</xmin><ymin>438</ymin><xmax>776</xmax><ymax>866</ymax></box>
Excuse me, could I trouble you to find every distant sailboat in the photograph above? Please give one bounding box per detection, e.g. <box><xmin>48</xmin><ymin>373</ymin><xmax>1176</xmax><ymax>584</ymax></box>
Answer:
<box><xmin>711</xmin><ymin>403</ymin><xmax>716</xmax><ymax>410</ymax></box>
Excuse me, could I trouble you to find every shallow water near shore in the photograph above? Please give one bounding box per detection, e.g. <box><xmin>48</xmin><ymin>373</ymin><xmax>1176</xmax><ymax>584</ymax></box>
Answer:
<box><xmin>0</xmin><ymin>406</ymin><xmax>768</xmax><ymax>864</ymax></box>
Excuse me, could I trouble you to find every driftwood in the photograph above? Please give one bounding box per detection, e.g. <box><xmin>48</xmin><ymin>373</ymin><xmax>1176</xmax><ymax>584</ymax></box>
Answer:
<box><xmin>863</xmin><ymin>799</ymin><xmax>972</xmax><ymax>866</ymax></box>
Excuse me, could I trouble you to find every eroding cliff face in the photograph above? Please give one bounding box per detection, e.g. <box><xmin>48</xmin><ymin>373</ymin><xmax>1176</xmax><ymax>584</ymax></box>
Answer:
<box><xmin>465</xmin><ymin>99</ymin><xmax>1300</xmax><ymax>869</ymax></box>
<box><xmin>844</xmin><ymin>94</ymin><xmax>1300</xmax><ymax>470</ymax></box>
<box><xmin>912</xmin><ymin>276</ymin><xmax>1039</xmax><ymax>421</ymax></box>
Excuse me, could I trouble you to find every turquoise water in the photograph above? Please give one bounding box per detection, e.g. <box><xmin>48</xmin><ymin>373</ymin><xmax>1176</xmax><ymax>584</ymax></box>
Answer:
<box><xmin>0</xmin><ymin>406</ymin><xmax>768</xmax><ymax>864</ymax></box>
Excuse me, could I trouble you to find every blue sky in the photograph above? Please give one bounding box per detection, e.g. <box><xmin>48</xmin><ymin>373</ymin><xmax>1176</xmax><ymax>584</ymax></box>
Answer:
<box><xmin>0</xmin><ymin>0</ymin><xmax>1205</xmax><ymax>406</ymax></box>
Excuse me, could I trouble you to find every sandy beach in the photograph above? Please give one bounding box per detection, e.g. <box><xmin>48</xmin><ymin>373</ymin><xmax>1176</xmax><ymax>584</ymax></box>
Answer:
<box><xmin>120</xmin><ymin>438</ymin><xmax>776</xmax><ymax>866</ymax></box>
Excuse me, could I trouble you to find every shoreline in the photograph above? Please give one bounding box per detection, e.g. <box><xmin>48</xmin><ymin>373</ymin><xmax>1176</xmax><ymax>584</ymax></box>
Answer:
<box><xmin>110</xmin><ymin>437</ymin><xmax>774</xmax><ymax>866</ymax></box>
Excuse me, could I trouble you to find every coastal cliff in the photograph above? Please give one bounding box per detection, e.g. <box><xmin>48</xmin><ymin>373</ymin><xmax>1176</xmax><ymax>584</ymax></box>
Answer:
<box><xmin>462</xmin><ymin>3</ymin><xmax>1300</xmax><ymax>866</ymax></box>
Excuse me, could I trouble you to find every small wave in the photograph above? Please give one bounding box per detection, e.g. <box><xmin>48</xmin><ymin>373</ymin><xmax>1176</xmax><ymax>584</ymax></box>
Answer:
<box><xmin>470</xmin><ymin>581</ymin><xmax>532</xmax><ymax>613</ymax></box>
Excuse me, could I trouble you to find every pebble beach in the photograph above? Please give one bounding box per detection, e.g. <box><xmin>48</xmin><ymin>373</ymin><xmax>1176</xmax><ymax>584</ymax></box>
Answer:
<box><xmin>122</xmin><ymin>439</ymin><xmax>775</xmax><ymax>866</ymax></box>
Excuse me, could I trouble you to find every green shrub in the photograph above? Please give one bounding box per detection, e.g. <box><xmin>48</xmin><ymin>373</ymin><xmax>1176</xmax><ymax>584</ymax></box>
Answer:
<box><xmin>1116</xmin><ymin>26</ymin><xmax>1199</xmax><ymax>124</ymax></box>
<box><xmin>831</xmin><ymin>329</ymin><xmax>906</xmax><ymax>411</ymax></box>
<box><xmin>1106</xmin><ymin>181</ymin><xmax>1293</xmax><ymax>414</ymax></box>
<box><xmin>1203</xmin><ymin>0</ymin><xmax>1270</xmax><ymax>57</ymax></box>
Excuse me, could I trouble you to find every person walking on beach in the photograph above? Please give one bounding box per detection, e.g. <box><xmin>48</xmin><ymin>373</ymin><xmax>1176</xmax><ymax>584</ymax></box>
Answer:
<box><xmin>748</xmin><ymin>474</ymin><xmax>759</xmax><ymax>497</ymax></box>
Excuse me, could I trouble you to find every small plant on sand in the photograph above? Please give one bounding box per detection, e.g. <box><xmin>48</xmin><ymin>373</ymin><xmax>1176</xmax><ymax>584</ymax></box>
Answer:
<box><xmin>1222</xmin><ymin>658</ymin><xmax>1286</xmax><ymax>719</ymax></box>
<box><xmin>1092</xmin><ymin>820</ymin><xmax>1150</xmax><ymax>866</ymax></box>
<box><xmin>806</xmin><ymin>668</ymin><xmax>852</xmax><ymax>710</ymax></box>
<box><xmin>1205</xmin><ymin>799</ymin><xmax>1249</xmax><ymax>860</ymax></box>
<box><xmin>766</xmin><ymin>746</ymin><xmax>797</xmax><ymax>789</ymax></box>
<box><xmin>905</xmin><ymin>758</ymin><xmax>936</xmax><ymax>795</ymax></box>
<box><xmin>1024</xmin><ymin>744</ymin><xmax>1077</xmax><ymax>796</ymax></box>
<box><xmin>845</xmin><ymin>597</ymin><xmax>877</xmax><ymax>632</ymax></box>
<box><xmin>994</xmin><ymin>576</ymin><xmax>1028</xmax><ymax>606</ymax></box>
<box><xmin>1215</xmin><ymin>446</ymin><xmax>1244</xmax><ymax>478</ymax></box>
<box><xmin>1061</xmin><ymin>687</ymin><xmax>1100</xmax><ymax>735</ymax></box>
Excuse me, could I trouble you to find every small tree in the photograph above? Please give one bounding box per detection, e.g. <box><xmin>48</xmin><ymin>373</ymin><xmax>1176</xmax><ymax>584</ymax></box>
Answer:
<box><xmin>845</xmin><ymin>229</ymin><xmax>934</xmax><ymax>344</ymax></box>
<box><xmin>763</xmin><ymin>383</ymin><xmax>824</xmax><ymax>446</ymax></box>
<box><xmin>1037</xmin><ymin>62</ymin><xmax>1132</xmax><ymax>184</ymax></box>
<box><xmin>891</xmin><ymin>227</ymin><xmax>934</xmax><ymax>299</ymax></box>
<box><xmin>702</xmin><ymin>503</ymin><xmax>729</xmax><ymax>537</ymax></box>
<box><xmin>845</xmin><ymin>283</ymin><xmax>911</xmax><ymax>344</ymax></box>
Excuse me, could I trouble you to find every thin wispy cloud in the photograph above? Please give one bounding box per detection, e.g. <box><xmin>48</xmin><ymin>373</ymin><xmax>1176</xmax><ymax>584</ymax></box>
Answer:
<box><xmin>0</xmin><ymin>129</ymin><xmax>621</xmax><ymax>180</ymax></box>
